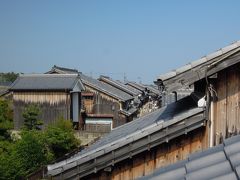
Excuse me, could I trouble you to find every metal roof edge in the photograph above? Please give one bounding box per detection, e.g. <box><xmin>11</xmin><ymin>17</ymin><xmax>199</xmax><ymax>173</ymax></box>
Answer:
<box><xmin>47</xmin><ymin>107</ymin><xmax>205</xmax><ymax>174</ymax></box>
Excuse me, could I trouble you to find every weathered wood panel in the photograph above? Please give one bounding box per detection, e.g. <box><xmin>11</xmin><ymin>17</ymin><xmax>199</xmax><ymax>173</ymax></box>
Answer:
<box><xmin>83</xmin><ymin>98</ymin><xmax>94</xmax><ymax>113</ymax></box>
<box><xmin>83</xmin><ymin>128</ymin><xmax>207</xmax><ymax>180</ymax></box>
<box><xmin>214</xmin><ymin>64</ymin><xmax>240</xmax><ymax>145</ymax></box>
<box><xmin>82</xmin><ymin>85</ymin><xmax>128</xmax><ymax>128</ymax></box>
<box><xmin>13</xmin><ymin>92</ymin><xmax>70</xmax><ymax>129</ymax></box>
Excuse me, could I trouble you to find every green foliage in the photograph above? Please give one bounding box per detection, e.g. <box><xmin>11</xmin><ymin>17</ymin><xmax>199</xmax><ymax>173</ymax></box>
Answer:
<box><xmin>13</xmin><ymin>131</ymin><xmax>53</xmax><ymax>178</ymax></box>
<box><xmin>22</xmin><ymin>104</ymin><xmax>43</xmax><ymax>130</ymax></box>
<box><xmin>0</xmin><ymin>142</ymin><xmax>16</xmax><ymax>180</ymax></box>
<box><xmin>0</xmin><ymin>131</ymin><xmax>54</xmax><ymax>179</ymax></box>
<box><xmin>0</xmin><ymin>98</ymin><xmax>13</xmax><ymax>140</ymax></box>
<box><xmin>0</xmin><ymin>117</ymin><xmax>80</xmax><ymax>179</ymax></box>
<box><xmin>44</xmin><ymin>117</ymin><xmax>80</xmax><ymax>158</ymax></box>
<box><xmin>0</xmin><ymin>72</ymin><xmax>18</xmax><ymax>83</ymax></box>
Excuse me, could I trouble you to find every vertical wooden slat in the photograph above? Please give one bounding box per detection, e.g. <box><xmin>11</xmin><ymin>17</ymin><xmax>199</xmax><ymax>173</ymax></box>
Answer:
<box><xmin>214</xmin><ymin>70</ymin><xmax>227</xmax><ymax>144</ymax></box>
<box><xmin>132</xmin><ymin>154</ymin><xmax>145</xmax><ymax>179</ymax></box>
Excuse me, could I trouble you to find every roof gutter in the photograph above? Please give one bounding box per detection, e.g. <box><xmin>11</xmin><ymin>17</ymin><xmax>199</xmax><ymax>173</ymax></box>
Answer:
<box><xmin>47</xmin><ymin>108</ymin><xmax>205</xmax><ymax>179</ymax></box>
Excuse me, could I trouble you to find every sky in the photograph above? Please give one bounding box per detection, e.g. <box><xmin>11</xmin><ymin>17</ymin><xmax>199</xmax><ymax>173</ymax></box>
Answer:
<box><xmin>0</xmin><ymin>1</ymin><xmax>240</xmax><ymax>84</ymax></box>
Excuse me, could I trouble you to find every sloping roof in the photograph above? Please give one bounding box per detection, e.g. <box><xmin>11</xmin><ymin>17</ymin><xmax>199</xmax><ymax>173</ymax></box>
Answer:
<box><xmin>126</xmin><ymin>81</ymin><xmax>160</xmax><ymax>96</ymax></box>
<box><xmin>0</xmin><ymin>82</ymin><xmax>12</xmax><ymax>97</ymax></box>
<box><xmin>139</xmin><ymin>134</ymin><xmax>240</xmax><ymax>180</ymax></box>
<box><xmin>46</xmin><ymin>65</ymin><xmax>133</xmax><ymax>102</ymax></box>
<box><xmin>10</xmin><ymin>74</ymin><xmax>85</xmax><ymax>91</ymax></box>
<box><xmin>46</xmin><ymin>65</ymin><xmax>79</xmax><ymax>74</ymax></box>
<box><xmin>126</xmin><ymin>81</ymin><xmax>146</xmax><ymax>92</ymax></box>
<box><xmin>155</xmin><ymin>41</ymin><xmax>240</xmax><ymax>92</ymax></box>
<box><xmin>47</xmin><ymin>95</ymin><xmax>205</xmax><ymax>178</ymax></box>
<box><xmin>124</xmin><ymin>83</ymin><xmax>142</xmax><ymax>94</ymax></box>
<box><xmin>98</xmin><ymin>76</ymin><xmax>141</xmax><ymax>96</ymax></box>
<box><xmin>80</xmin><ymin>74</ymin><xmax>133</xmax><ymax>102</ymax></box>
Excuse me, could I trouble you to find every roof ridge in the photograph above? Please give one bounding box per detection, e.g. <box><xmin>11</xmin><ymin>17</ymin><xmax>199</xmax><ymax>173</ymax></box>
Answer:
<box><xmin>19</xmin><ymin>74</ymin><xmax>78</xmax><ymax>77</ymax></box>
<box><xmin>53</xmin><ymin>65</ymin><xmax>78</xmax><ymax>72</ymax></box>
<box><xmin>157</xmin><ymin>40</ymin><xmax>240</xmax><ymax>81</ymax></box>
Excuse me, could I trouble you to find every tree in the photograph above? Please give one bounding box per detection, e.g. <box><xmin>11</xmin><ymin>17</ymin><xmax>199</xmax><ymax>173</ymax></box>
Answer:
<box><xmin>0</xmin><ymin>130</ymin><xmax>53</xmax><ymax>179</ymax></box>
<box><xmin>0</xmin><ymin>72</ymin><xmax>18</xmax><ymax>83</ymax></box>
<box><xmin>0</xmin><ymin>116</ymin><xmax>81</xmax><ymax>179</ymax></box>
<box><xmin>44</xmin><ymin>117</ymin><xmax>80</xmax><ymax>158</ymax></box>
<box><xmin>13</xmin><ymin>131</ymin><xmax>53</xmax><ymax>178</ymax></box>
<box><xmin>0</xmin><ymin>98</ymin><xmax>13</xmax><ymax>140</ymax></box>
<box><xmin>22</xmin><ymin>104</ymin><xmax>43</xmax><ymax>130</ymax></box>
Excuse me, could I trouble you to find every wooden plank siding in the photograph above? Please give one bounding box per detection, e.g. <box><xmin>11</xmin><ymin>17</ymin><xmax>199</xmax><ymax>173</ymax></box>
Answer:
<box><xmin>13</xmin><ymin>92</ymin><xmax>71</xmax><ymax>129</ymax></box>
<box><xmin>83</xmin><ymin>127</ymin><xmax>207</xmax><ymax>180</ymax></box>
<box><xmin>82</xmin><ymin>85</ymin><xmax>128</xmax><ymax>128</ymax></box>
<box><xmin>213</xmin><ymin>63</ymin><xmax>240</xmax><ymax>145</ymax></box>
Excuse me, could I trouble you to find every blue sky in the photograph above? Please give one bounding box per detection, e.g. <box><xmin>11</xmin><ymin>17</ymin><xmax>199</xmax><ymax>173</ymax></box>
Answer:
<box><xmin>0</xmin><ymin>1</ymin><xmax>239</xmax><ymax>83</ymax></box>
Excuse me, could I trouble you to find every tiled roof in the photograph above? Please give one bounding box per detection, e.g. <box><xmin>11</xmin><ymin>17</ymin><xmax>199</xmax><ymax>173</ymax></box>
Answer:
<box><xmin>139</xmin><ymin>134</ymin><xmax>240</xmax><ymax>180</ymax></box>
<box><xmin>46</xmin><ymin>65</ymin><xmax>79</xmax><ymax>74</ymax></box>
<box><xmin>155</xmin><ymin>41</ymin><xmax>240</xmax><ymax>92</ymax></box>
<box><xmin>126</xmin><ymin>81</ymin><xmax>160</xmax><ymax>96</ymax></box>
<box><xmin>10</xmin><ymin>74</ymin><xmax>84</xmax><ymax>91</ymax></box>
<box><xmin>80</xmin><ymin>74</ymin><xmax>133</xmax><ymax>102</ymax></box>
<box><xmin>98</xmin><ymin>76</ymin><xmax>141</xmax><ymax>96</ymax></box>
<box><xmin>46</xmin><ymin>66</ymin><xmax>133</xmax><ymax>102</ymax></box>
<box><xmin>47</xmin><ymin>95</ymin><xmax>205</xmax><ymax>178</ymax></box>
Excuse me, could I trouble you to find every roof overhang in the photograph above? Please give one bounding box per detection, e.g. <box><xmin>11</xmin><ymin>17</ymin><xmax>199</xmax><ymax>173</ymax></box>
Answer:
<box><xmin>155</xmin><ymin>41</ymin><xmax>240</xmax><ymax>93</ymax></box>
<box><xmin>47</xmin><ymin>107</ymin><xmax>205</xmax><ymax>179</ymax></box>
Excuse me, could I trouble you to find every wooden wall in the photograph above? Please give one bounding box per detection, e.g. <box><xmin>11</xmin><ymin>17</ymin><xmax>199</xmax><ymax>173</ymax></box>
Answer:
<box><xmin>213</xmin><ymin>63</ymin><xmax>240</xmax><ymax>145</ymax></box>
<box><xmin>82</xmin><ymin>86</ymin><xmax>128</xmax><ymax>128</ymax></box>
<box><xmin>83</xmin><ymin>127</ymin><xmax>208</xmax><ymax>180</ymax></box>
<box><xmin>13</xmin><ymin>91</ymin><xmax>71</xmax><ymax>129</ymax></box>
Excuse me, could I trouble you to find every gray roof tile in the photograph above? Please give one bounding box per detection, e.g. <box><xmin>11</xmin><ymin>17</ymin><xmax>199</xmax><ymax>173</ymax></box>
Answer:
<box><xmin>48</xmin><ymin>95</ymin><xmax>204</xmax><ymax>175</ymax></box>
<box><xmin>185</xmin><ymin>151</ymin><xmax>226</xmax><ymax>173</ymax></box>
<box><xmin>235</xmin><ymin>165</ymin><xmax>240</xmax><ymax>178</ymax></box>
<box><xmin>224</xmin><ymin>134</ymin><xmax>240</xmax><ymax>145</ymax></box>
<box><xmin>10</xmin><ymin>74</ymin><xmax>84</xmax><ymax>91</ymax></box>
<box><xmin>229</xmin><ymin>152</ymin><xmax>240</xmax><ymax>168</ymax></box>
<box><xmin>46</xmin><ymin>66</ymin><xmax>133</xmax><ymax>101</ymax></box>
<box><xmin>211</xmin><ymin>173</ymin><xmax>238</xmax><ymax>180</ymax></box>
<box><xmin>140</xmin><ymin>134</ymin><xmax>240</xmax><ymax>180</ymax></box>
<box><xmin>185</xmin><ymin>161</ymin><xmax>232</xmax><ymax>180</ymax></box>
<box><xmin>98</xmin><ymin>76</ymin><xmax>141</xmax><ymax>96</ymax></box>
<box><xmin>188</xmin><ymin>144</ymin><xmax>223</xmax><ymax>161</ymax></box>
<box><xmin>157</xmin><ymin>41</ymin><xmax>240</xmax><ymax>83</ymax></box>
<box><xmin>80</xmin><ymin>74</ymin><xmax>133</xmax><ymax>102</ymax></box>
<box><xmin>224</xmin><ymin>141</ymin><xmax>240</xmax><ymax>156</ymax></box>
<box><xmin>150</xmin><ymin>167</ymin><xmax>186</xmax><ymax>180</ymax></box>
